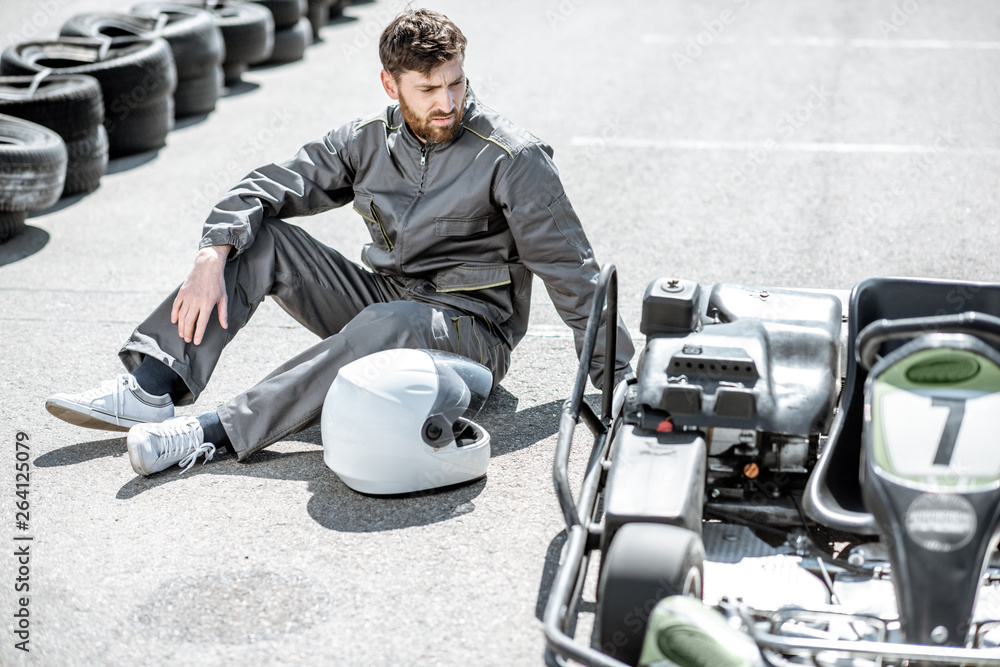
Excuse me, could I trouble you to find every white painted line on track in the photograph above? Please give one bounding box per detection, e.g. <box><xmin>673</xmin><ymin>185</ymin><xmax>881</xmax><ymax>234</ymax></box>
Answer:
<box><xmin>569</xmin><ymin>137</ymin><xmax>1000</xmax><ymax>156</ymax></box>
<box><xmin>640</xmin><ymin>35</ymin><xmax>1000</xmax><ymax>50</ymax></box>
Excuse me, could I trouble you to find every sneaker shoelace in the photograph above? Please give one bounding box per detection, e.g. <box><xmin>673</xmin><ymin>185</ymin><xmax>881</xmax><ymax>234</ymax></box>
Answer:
<box><xmin>151</xmin><ymin>419</ymin><xmax>217</xmax><ymax>473</ymax></box>
<box><xmin>179</xmin><ymin>442</ymin><xmax>217</xmax><ymax>474</ymax></box>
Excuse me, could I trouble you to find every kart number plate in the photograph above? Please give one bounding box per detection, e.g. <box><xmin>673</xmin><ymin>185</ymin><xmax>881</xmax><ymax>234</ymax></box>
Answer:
<box><xmin>878</xmin><ymin>389</ymin><xmax>1000</xmax><ymax>485</ymax></box>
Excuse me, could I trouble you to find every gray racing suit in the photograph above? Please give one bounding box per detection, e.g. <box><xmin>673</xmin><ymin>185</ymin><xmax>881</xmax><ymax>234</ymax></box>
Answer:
<box><xmin>120</xmin><ymin>87</ymin><xmax>634</xmax><ymax>458</ymax></box>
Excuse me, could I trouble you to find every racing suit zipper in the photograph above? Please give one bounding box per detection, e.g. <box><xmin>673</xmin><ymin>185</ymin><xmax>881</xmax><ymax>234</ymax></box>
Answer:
<box><xmin>395</xmin><ymin>144</ymin><xmax>430</xmax><ymax>274</ymax></box>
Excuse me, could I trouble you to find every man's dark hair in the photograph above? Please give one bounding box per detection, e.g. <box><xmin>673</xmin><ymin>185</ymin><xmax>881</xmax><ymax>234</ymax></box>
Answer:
<box><xmin>379</xmin><ymin>9</ymin><xmax>467</xmax><ymax>78</ymax></box>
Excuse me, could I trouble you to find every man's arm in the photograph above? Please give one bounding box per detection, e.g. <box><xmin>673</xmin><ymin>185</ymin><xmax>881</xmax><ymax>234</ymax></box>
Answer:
<box><xmin>496</xmin><ymin>142</ymin><xmax>635</xmax><ymax>388</ymax></box>
<box><xmin>177</xmin><ymin>121</ymin><xmax>359</xmax><ymax>344</ymax></box>
<box><xmin>200</xmin><ymin>121</ymin><xmax>359</xmax><ymax>256</ymax></box>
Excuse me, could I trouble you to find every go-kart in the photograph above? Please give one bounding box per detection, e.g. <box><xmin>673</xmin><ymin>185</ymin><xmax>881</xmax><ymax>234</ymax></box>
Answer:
<box><xmin>543</xmin><ymin>266</ymin><xmax>1000</xmax><ymax>667</ymax></box>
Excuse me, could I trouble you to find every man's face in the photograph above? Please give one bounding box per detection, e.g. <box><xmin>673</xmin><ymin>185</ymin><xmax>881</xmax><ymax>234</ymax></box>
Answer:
<box><xmin>381</xmin><ymin>57</ymin><xmax>467</xmax><ymax>144</ymax></box>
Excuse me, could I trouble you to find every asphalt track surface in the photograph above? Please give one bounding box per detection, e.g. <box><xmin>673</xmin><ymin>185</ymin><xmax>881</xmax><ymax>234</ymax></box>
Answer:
<box><xmin>1</xmin><ymin>0</ymin><xmax>999</xmax><ymax>665</ymax></box>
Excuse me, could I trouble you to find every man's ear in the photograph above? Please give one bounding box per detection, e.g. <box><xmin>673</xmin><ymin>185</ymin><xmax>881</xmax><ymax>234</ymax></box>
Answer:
<box><xmin>380</xmin><ymin>70</ymin><xmax>399</xmax><ymax>100</ymax></box>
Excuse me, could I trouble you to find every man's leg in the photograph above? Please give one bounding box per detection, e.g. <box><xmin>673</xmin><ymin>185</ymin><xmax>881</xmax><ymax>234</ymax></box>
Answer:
<box><xmin>119</xmin><ymin>217</ymin><xmax>391</xmax><ymax>404</ymax></box>
<box><xmin>48</xmin><ymin>218</ymin><xmax>388</xmax><ymax>430</ymax></box>
<box><xmin>220</xmin><ymin>300</ymin><xmax>511</xmax><ymax>461</ymax></box>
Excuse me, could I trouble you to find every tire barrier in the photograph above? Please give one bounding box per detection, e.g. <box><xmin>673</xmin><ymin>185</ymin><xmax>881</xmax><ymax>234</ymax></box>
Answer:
<box><xmin>59</xmin><ymin>7</ymin><xmax>225</xmax><ymax>118</ymax></box>
<box><xmin>269</xmin><ymin>16</ymin><xmax>311</xmax><ymax>64</ymax></box>
<box><xmin>249</xmin><ymin>0</ymin><xmax>310</xmax><ymax>64</ymax></box>
<box><xmin>0</xmin><ymin>73</ymin><xmax>108</xmax><ymax>196</ymax></box>
<box><xmin>0</xmin><ymin>114</ymin><xmax>67</xmax><ymax>242</ymax></box>
<box><xmin>0</xmin><ymin>0</ymin><xmax>350</xmax><ymax>241</ymax></box>
<box><xmin>174</xmin><ymin>0</ymin><xmax>275</xmax><ymax>84</ymax></box>
<box><xmin>307</xmin><ymin>0</ymin><xmax>331</xmax><ymax>41</ymax></box>
<box><xmin>1</xmin><ymin>37</ymin><xmax>178</xmax><ymax>157</ymax></box>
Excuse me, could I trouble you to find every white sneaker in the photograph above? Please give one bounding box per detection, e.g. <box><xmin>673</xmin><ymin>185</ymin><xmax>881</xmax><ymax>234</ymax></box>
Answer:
<box><xmin>127</xmin><ymin>416</ymin><xmax>217</xmax><ymax>476</ymax></box>
<box><xmin>46</xmin><ymin>374</ymin><xmax>174</xmax><ymax>431</ymax></box>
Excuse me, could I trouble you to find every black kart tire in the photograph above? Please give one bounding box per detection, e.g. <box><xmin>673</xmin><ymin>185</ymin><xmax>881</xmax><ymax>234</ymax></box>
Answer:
<box><xmin>596</xmin><ymin>523</ymin><xmax>705</xmax><ymax>667</ymax></box>
<box><xmin>1</xmin><ymin>38</ymin><xmax>178</xmax><ymax>157</ymax></box>
<box><xmin>249</xmin><ymin>0</ymin><xmax>305</xmax><ymax>30</ymax></box>
<box><xmin>222</xmin><ymin>60</ymin><xmax>247</xmax><ymax>85</ymax></box>
<box><xmin>0</xmin><ymin>37</ymin><xmax>177</xmax><ymax>115</ymax></box>
<box><xmin>129</xmin><ymin>4</ymin><xmax>226</xmax><ymax>79</ymax></box>
<box><xmin>0</xmin><ymin>74</ymin><xmax>104</xmax><ymax>142</ymax></box>
<box><xmin>306</xmin><ymin>0</ymin><xmax>330</xmax><ymax>40</ymax></box>
<box><xmin>105</xmin><ymin>95</ymin><xmax>173</xmax><ymax>157</ymax></box>
<box><xmin>0</xmin><ymin>114</ymin><xmax>67</xmax><ymax>213</ymax></box>
<box><xmin>327</xmin><ymin>0</ymin><xmax>348</xmax><ymax>20</ymax></box>
<box><xmin>173</xmin><ymin>64</ymin><xmax>222</xmax><ymax>116</ymax></box>
<box><xmin>63</xmin><ymin>124</ymin><xmax>108</xmax><ymax>196</ymax></box>
<box><xmin>0</xmin><ymin>210</ymin><xmax>28</xmax><ymax>243</ymax></box>
<box><xmin>267</xmin><ymin>16</ymin><xmax>310</xmax><ymax>64</ymax></box>
<box><xmin>173</xmin><ymin>1</ymin><xmax>274</xmax><ymax>79</ymax></box>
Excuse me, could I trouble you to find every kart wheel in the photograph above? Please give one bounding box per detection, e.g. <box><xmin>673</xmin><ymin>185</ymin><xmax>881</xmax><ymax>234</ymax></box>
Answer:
<box><xmin>596</xmin><ymin>523</ymin><xmax>704</xmax><ymax>667</ymax></box>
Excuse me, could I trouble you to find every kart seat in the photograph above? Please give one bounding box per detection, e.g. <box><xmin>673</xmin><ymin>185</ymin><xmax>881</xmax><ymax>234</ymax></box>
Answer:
<box><xmin>803</xmin><ymin>276</ymin><xmax>1000</xmax><ymax>534</ymax></box>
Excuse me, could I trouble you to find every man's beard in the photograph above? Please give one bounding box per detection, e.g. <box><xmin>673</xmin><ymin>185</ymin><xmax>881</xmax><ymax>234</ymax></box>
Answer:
<box><xmin>399</xmin><ymin>93</ymin><xmax>462</xmax><ymax>144</ymax></box>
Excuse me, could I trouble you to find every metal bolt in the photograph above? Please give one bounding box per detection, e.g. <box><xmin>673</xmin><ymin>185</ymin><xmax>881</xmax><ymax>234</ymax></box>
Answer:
<box><xmin>847</xmin><ymin>552</ymin><xmax>865</xmax><ymax>567</ymax></box>
<box><xmin>661</xmin><ymin>278</ymin><xmax>684</xmax><ymax>293</ymax></box>
<box><xmin>929</xmin><ymin>626</ymin><xmax>949</xmax><ymax>644</ymax></box>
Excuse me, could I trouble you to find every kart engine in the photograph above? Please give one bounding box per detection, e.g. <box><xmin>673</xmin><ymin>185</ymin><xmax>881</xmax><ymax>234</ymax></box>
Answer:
<box><xmin>620</xmin><ymin>278</ymin><xmax>844</xmax><ymax>533</ymax></box>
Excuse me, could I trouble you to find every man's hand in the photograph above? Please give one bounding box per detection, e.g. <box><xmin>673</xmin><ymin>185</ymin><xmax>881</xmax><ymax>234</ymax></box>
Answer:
<box><xmin>171</xmin><ymin>244</ymin><xmax>232</xmax><ymax>345</ymax></box>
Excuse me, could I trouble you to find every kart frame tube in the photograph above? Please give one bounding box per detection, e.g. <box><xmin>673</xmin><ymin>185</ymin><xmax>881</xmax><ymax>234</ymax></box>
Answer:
<box><xmin>545</xmin><ymin>264</ymin><xmax>635</xmax><ymax>667</ymax></box>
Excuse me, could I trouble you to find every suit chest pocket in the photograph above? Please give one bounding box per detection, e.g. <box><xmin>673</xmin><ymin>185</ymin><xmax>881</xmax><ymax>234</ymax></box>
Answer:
<box><xmin>434</xmin><ymin>215</ymin><xmax>490</xmax><ymax>237</ymax></box>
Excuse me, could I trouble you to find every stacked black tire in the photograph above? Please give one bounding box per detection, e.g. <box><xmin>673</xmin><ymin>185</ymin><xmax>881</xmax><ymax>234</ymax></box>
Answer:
<box><xmin>0</xmin><ymin>114</ymin><xmax>66</xmax><ymax>242</ymax></box>
<box><xmin>175</xmin><ymin>0</ymin><xmax>274</xmax><ymax>85</ymax></box>
<box><xmin>59</xmin><ymin>6</ymin><xmax>225</xmax><ymax>118</ymax></box>
<box><xmin>1</xmin><ymin>37</ymin><xmax>177</xmax><ymax>157</ymax></box>
<box><xmin>0</xmin><ymin>74</ymin><xmax>107</xmax><ymax>197</ymax></box>
<box><xmin>250</xmin><ymin>0</ymin><xmax>310</xmax><ymax>63</ymax></box>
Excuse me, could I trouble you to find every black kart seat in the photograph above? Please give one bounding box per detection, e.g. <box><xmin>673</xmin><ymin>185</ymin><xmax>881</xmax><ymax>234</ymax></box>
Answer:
<box><xmin>803</xmin><ymin>276</ymin><xmax>1000</xmax><ymax>534</ymax></box>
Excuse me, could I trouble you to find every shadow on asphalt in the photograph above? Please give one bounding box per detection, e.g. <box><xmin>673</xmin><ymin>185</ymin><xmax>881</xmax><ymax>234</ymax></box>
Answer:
<box><xmin>535</xmin><ymin>530</ymin><xmax>567</xmax><ymax>621</ymax></box>
<box><xmin>37</xmin><ymin>384</ymin><xmax>566</xmax><ymax>531</ymax></box>
<box><xmin>222</xmin><ymin>79</ymin><xmax>260</xmax><ymax>98</ymax></box>
<box><xmin>173</xmin><ymin>112</ymin><xmax>211</xmax><ymax>131</ymax></box>
<box><xmin>106</xmin><ymin>149</ymin><xmax>160</xmax><ymax>175</ymax></box>
<box><xmin>35</xmin><ymin>435</ymin><xmax>128</xmax><ymax>466</ymax></box>
<box><xmin>0</xmin><ymin>225</ymin><xmax>49</xmax><ymax>266</ymax></box>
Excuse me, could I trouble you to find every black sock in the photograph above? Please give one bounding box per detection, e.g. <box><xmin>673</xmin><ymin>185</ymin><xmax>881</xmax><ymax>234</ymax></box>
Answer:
<box><xmin>131</xmin><ymin>357</ymin><xmax>185</xmax><ymax>402</ymax></box>
<box><xmin>197</xmin><ymin>412</ymin><xmax>232</xmax><ymax>450</ymax></box>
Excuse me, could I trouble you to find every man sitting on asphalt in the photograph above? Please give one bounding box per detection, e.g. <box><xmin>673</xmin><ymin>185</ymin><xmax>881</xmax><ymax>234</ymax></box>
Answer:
<box><xmin>45</xmin><ymin>8</ymin><xmax>635</xmax><ymax>476</ymax></box>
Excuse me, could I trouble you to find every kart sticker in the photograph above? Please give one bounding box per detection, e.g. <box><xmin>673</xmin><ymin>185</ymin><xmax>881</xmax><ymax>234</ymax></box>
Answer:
<box><xmin>904</xmin><ymin>492</ymin><xmax>976</xmax><ymax>552</ymax></box>
<box><xmin>878</xmin><ymin>389</ymin><xmax>1000</xmax><ymax>485</ymax></box>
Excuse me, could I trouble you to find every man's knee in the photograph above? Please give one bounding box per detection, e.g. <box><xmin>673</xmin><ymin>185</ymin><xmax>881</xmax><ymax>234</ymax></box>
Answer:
<box><xmin>346</xmin><ymin>301</ymin><xmax>436</xmax><ymax>345</ymax></box>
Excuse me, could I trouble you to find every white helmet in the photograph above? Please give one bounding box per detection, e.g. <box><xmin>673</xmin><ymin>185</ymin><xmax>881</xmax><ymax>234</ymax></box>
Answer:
<box><xmin>321</xmin><ymin>348</ymin><xmax>493</xmax><ymax>495</ymax></box>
